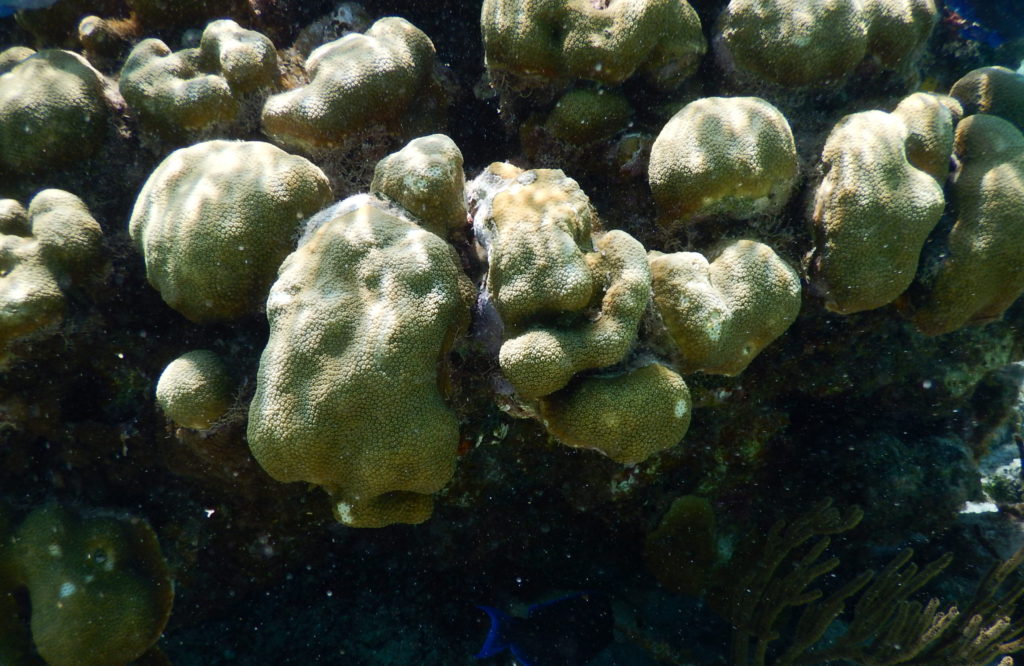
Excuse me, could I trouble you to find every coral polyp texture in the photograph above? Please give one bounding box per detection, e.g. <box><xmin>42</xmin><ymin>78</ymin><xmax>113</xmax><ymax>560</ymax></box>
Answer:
<box><xmin>370</xmin><ymin>134</ymin><xmax>468</xmax><ymax>239</ymax></box>
<box><xmin>648</xmin><ymin>96</ymin><xmax>797</xmax><ymax>225</ymax></box>
<box><xmin>156</xmin><ymin>349</ymin><xmax>235</xmax><ymax>430</ymax></box>
<box><xmin>714</xmin><ymin>0</ymin><xmax>937</xmax><ymax>88</ymax></box>
<box><xmin>470</xmin><ymin>164</ymin><xmax>651</xmax><ymax>399</ymax></box>
<box><xmin>0</xmin><ymin>190</ymin><xmax>104</xmax><ymax>363</ymax></box>
<box><xmin>261</xmin><ymin>16</ymin><xmax>445</xmax><ymax>153</ymax></box>
<box><xmin>480</xmin><ymin>0</ymin><xmax>706</xmax><ymax>90</ymax></box>
<box><xmin>909</xmin><ymin>114</ymin><xmax>1024</xmax><ymax>336</ymax></box>
<box><xmin>0</xmin><ymin>49</ymin><xmax>109</xmax><ymax>172</ymax></box>
<box><xmin>119</xmin><ymin>19</ymin><xmax>277</xmax><ymax>139</ymax></box>
<box><xmin>0</xmin><ymin>504</ymin><xmax>173</xmax><ymax>666</ymax></box>
<box><xmin>949</xmin><ymin>66</ymin><xmax>1024</xmax><ymax>131</ymax></box>
<box><xmin>538</xmin><ymin>362</ymin><xmax>691</xmax><ymax>464</ymax></box>
<box><xmin>128</xmin><ymin>139</ymin><xmax>332</xmax><ymax>323</ymax></box>
<box><xmin>649</xmin><ymin>239</ymin><xmax>801</xmax><ymax>376</ymax></box>
<box><xmin>809</xmin><ymin>93</ymin><xmax>951</xmax><ymax>314</ymax></box>
<box><xmin>247</xmin><ymin>198</ymin><xmax>474</xmax><ymax>528</ymax></box>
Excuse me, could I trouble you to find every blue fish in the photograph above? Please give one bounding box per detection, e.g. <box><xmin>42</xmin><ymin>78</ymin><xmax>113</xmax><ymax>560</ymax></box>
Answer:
<box><xmin>476</xmin><ymin>592</ymin><xmax>613</xmax><ymax>666</ymax></box>
<box><xmin>0</xmin><ymin>0</ymin><xmax>62</xmax><ymax>18</ymax></box>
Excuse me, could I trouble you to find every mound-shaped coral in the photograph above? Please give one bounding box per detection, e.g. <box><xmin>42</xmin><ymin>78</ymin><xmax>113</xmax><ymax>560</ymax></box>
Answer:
<box><xmin>156</xmin><ymin>349</ymin><xmax>235</xmax><ymax>430</ymax></box>
<box><xmin>470</xmin><ymin>164</ymin><xmax>650</xmax><ymax>399</ymax></box>
<box><xmin>0</xmin><ymin>190</ymin><xmax>104</xmax><ymax>364</ymax></box>
<box><xmin>650</xmin><ymin>239</ymin><xmax>801</xmax><ymax>376</ymax></box>
<box><xmin>538</xmin><ymin>362</ymin><xmax>691</xmax><ymax>464</ymax></box>
<box><xmin>0</xmin><ymin>504</ymin><xmax>173</xmax><ymax>666</ymax></box>
<box><xmin>715</xmin><ymin>0</ymin><xmax>937</xmax><ymax>88</ymax></box>
<box><xmin>261</xmin><ymin>16</ymin><xmax>445</xmax><ymax>153</ymax></box>
<box><xmin>247</xmin><ymin>197</ymin><xmax>474</xmax><ymax>528</ymax></box>
<box><xmin>0</xmin><ymin>49</ymin><xmax>109</xmax><ymax>172</ymax></box>
<box><xmin>370</xmin><ymin>134</ymin><xmax>467</xmax><ymax>239</ymax></box>
<box><xmin>910</xmin><ymin>114</ymin><xmax>1024</xmax><ymax>335</ymax></box>
<box><xmin>480</xmin><ymin>0</ymin><xmax>706</xmax><ymax>91</ymax></box>
<box><xmin>950</xmin><ymin>66</ymin><xmax>1024</xmax><ymax>131</ymax></box>
<box><xmin>120</xmin><ymin>19</ymin><xmax>277</xmax><ymax>139</ymax></box>
<box><xmin>809</xmin><ymin>94</ymin><xmax>951</xmax><ymax>314</ymax></box>
<box><xmin>129</xmin><ymin>140</ymin><xmax>332</xmax><ymax>323</ymax></box>
<box><xmin>648</xmin><ymin>96</ymin><xmax>797</xmax><ymax>225</ymax></box>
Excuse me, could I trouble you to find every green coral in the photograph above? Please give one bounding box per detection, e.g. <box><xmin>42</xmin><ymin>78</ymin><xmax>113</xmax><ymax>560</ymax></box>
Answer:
<box><xmin>129</xmin><ymin>140</ymin><xmax>332</xmax><ymax>323</ymax></box>
<box><xmin>119</xmin><ymin>19</ymin><xmax>277</xmax><ymax>139</ymax></box>
<box><xmin>0</xmin><ymin>49</ymin><xmax>109</xmax><ymax>172</ymax></box>
<box><xmin>648</xmin><ymin>96</ymin><xmax>797</xmax><ymax>225</ymax></box>
<box><xmin>155</xmin><ymin>349</ymin><xmax>235</xmax><ymax>430</ymax></box>
<box><xmin>480</xmin><ymin>0</ymin><xmax>706</xmax><ymax>90</ymax></box>
<box><xmin>650</xmin><ymin>239</ymin><xmax>801</xmax><ymax>376</ymax></box>
<box><xmin>370</xmin><ymin>134</ymin><xmax>467</xmax><ymax>239</ymax></box>
<box><xmin>261</xmin><ymin>17</ymin><xmax>445</xmax><ymax>153</ymax></box>
<box><xmin>542</xmin><ymin>86</ymin><xmax>633</xmax><ymax>145</ymax></box>
<box><xmin>538</xmin><ymin>362</ymin><xmax>691</xmax><ymax>464</ymax></box>
<box><xmin>809</xmin><ymin>94</ymin><xmax>950</xmax><ymax>314</ymax></box>
<box><xmin>0</xmin><ymin>190</ymin><xmax>104</xmax><ymax>364</ymax></box>
<box><xmin>470</xmin><ymin>164</ymin><xmax>650</xmax><ymax>399</ymax></box>
<box><xmin>950</xmin><ymin>66</ymin><xmax>1024</xmax><ymax>131</ymax></box>
<box><xmin>910</xmin><ymin>114</ymin><xmax>1024</xmax><ymax>335</ymax></box>
<box><xmin>0</xmin><ymin>504</ymin><xmax>173</xmax><ymax>666</ymax></box>
<box><xmin>715</xmin><ymin>0</ymin><xmax>937</xmax><ymax>88</ymax></box>
<box><xmin>247</xmin><ymin>198</ymin><xmax>474</xmax><ymax>528</ymax></box>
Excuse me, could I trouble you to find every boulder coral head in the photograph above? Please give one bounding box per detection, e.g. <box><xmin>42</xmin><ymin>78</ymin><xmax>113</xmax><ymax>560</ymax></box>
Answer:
<box><xmin>649</xmin><ymin>96</ymin><xmax>797</xmax><ymax>226</ymax></box>
<box><xmin>261</xmin><ymin>16</ymin><xmax>446</xmax><ymax>154</ymax></box>
<box><xmin>0</xmin><ymin>504</ymin><xmax>173</xmax><ymax>666</ymax></box>
<box><xmin>129</xmin><ymin>139</ymin><xmax>332</xmax><ymax>324</ymax></box>
<box><xmin>0</xmin><ymin>49</ymin><xmax>109</xmax><ymax>172</ymax></box>
<box><xmin>247</xmin><ymin>197</ymin><xmax>474</xmax><ymax>528</ymax></box>
<box><xmin>0</xmin><ymin>190</ymin><xmax>104</xmax><ymax>366</ymax></box>
<box><xmin>480</xmin><ymin>0</ymin><xmax>706</xmax><ymax>91</ymax></box>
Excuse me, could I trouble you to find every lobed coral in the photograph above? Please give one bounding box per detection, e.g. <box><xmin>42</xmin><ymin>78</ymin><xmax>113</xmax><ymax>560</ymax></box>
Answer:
<box><xmin>715</xmin><ymin>0</ymin><xmax>938</xmax><ymax>88</ymax></box>
<box><xmin>247</xmin><ymin>198</ymin><xmax>475</xmax><ymax>528</ymax></box>
<box><xmin>649</xmin><ymin>96</ymin><xmax>798</xmax><ymax>225</ymax></box>
<box><xmin>480</xmin><ymin>0</ymin><xmax>706</xmax><ymax>91</ymax></box>
<box><xmin>809</xmin><ymin>93</ymin><xmax>952</xmax><ymax>314</ymax></box>
<box><xmin>128</xmin><ymin>139</ymin><xmax>332</xmax><ymax>323</ymax></box>
<box><xmin>0</xmin><ymin>190</ymin><xmax>104</xmax><ymax>364</ymax></box>
<box><xmin>649</xmin><ymin>239</ymin><xmax>801</xmax><ymax>376</ymax></box>
<box><xmin>0</xmin><ymin>49</ymin><xmax>109</xmax><ymax>172</ymax></box>
<box><xmin>119</xmin><ymin>19</ymin><xmax>277</xmax><ymax>139</ymax></box>
<box><xmin>261</xmin><ymin>16</ymin><xmax>446</xmax><ymax>154</ymax></box>
<box><xmin>0</xmin><ymin>504</ymin><xmax>173</xmax><ymax>666</ymax></box>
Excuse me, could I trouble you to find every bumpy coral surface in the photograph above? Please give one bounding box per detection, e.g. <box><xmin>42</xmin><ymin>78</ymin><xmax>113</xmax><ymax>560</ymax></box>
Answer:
<box><xmin>0</xmin><ymin>190</ymin><xmax>104</xmax><ymax>362</ymax></box>
<box><xmin>715</xmin><ymin>0</ymin><xmax>937</xmax><ymax>88</ymax></box>
<box><xmin>156</xmin><ymin>349</ymin><xmax>235</xmax><ymax>430</ymax></box>
<box><xmin>541</xmin><ymin>86</ymin><xmax>633</xmax><ymax>145</ymax></box>
<box><xmin>120</xmin><ymin>19</ymin><xmax>277</xmax><ymax>138</ymax></box>
<box><xmin>480</xmin><ymin>0</ymin><xmax>706</xmax><ymax>90</ymax></box>
<box><xmin>950</xmin><ymin>66</ymin><xmax>1024</xmax><ymax>131</ymax></box>
<box><xmin>247</xmin><ymin>198</ymin><xmax>474</xmax><ymax>528</ymax></box>
<box><xmin>809</xmin><ymin>97</ymin><xmax>949</xmax><ymax>314</ymax></box>
<box><xmin>129</xmin><ymin>140</ymin><xmax>332</xmax><ymax>323</ymax></box>
<box><xmin>538</xmin><ymin>362</ymin><xmax>691</xmax><ymax>464</ymax></box>
<box><xmin>648</xmin><ymin>96</ymin><xmax>797</xmax><ymax>225</ymax></box>
<box><xmin>0</xmin><ymin>49</ymin><xmax>109</xmax><ymax>172</ymax></box>
<box><xmin>911</xmin><ymin>115</ymin><xmax>1024</xmax><ymax>335</ymax></box>
<box><xmin>370</xmin><ymin>134</ymin><xmax>467</xmax><ymax>239</ymax></box>
<box><xmin>470</xmin><ymin>163</ymin><xmax>650</xmax><ymax>399</ymax></box>
<box><xmin>650</xmin><ymin>239</ymin><xmax>801</xmax><ymax>376</ymax></box>
<box><xmin>472</xmin><ymin>163</ymin><xmax>597</xmax><ymax>328</ymax></box>
<box><xmin>262</xmin><ymin>17</ymin><xmax>444</xmax><ymax>153</ymax></box>
<box><xmin>0</xmin><ymin>505</ymin><xmax>173</xmax><ymax>666</ymax></box>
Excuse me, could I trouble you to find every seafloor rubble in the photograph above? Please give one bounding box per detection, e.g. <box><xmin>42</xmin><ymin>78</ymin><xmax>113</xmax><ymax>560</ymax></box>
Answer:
<box><xmin>2</xmin><ymin>0</ymin><xmax>1024</xmax><ymax>664</ymax></box>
